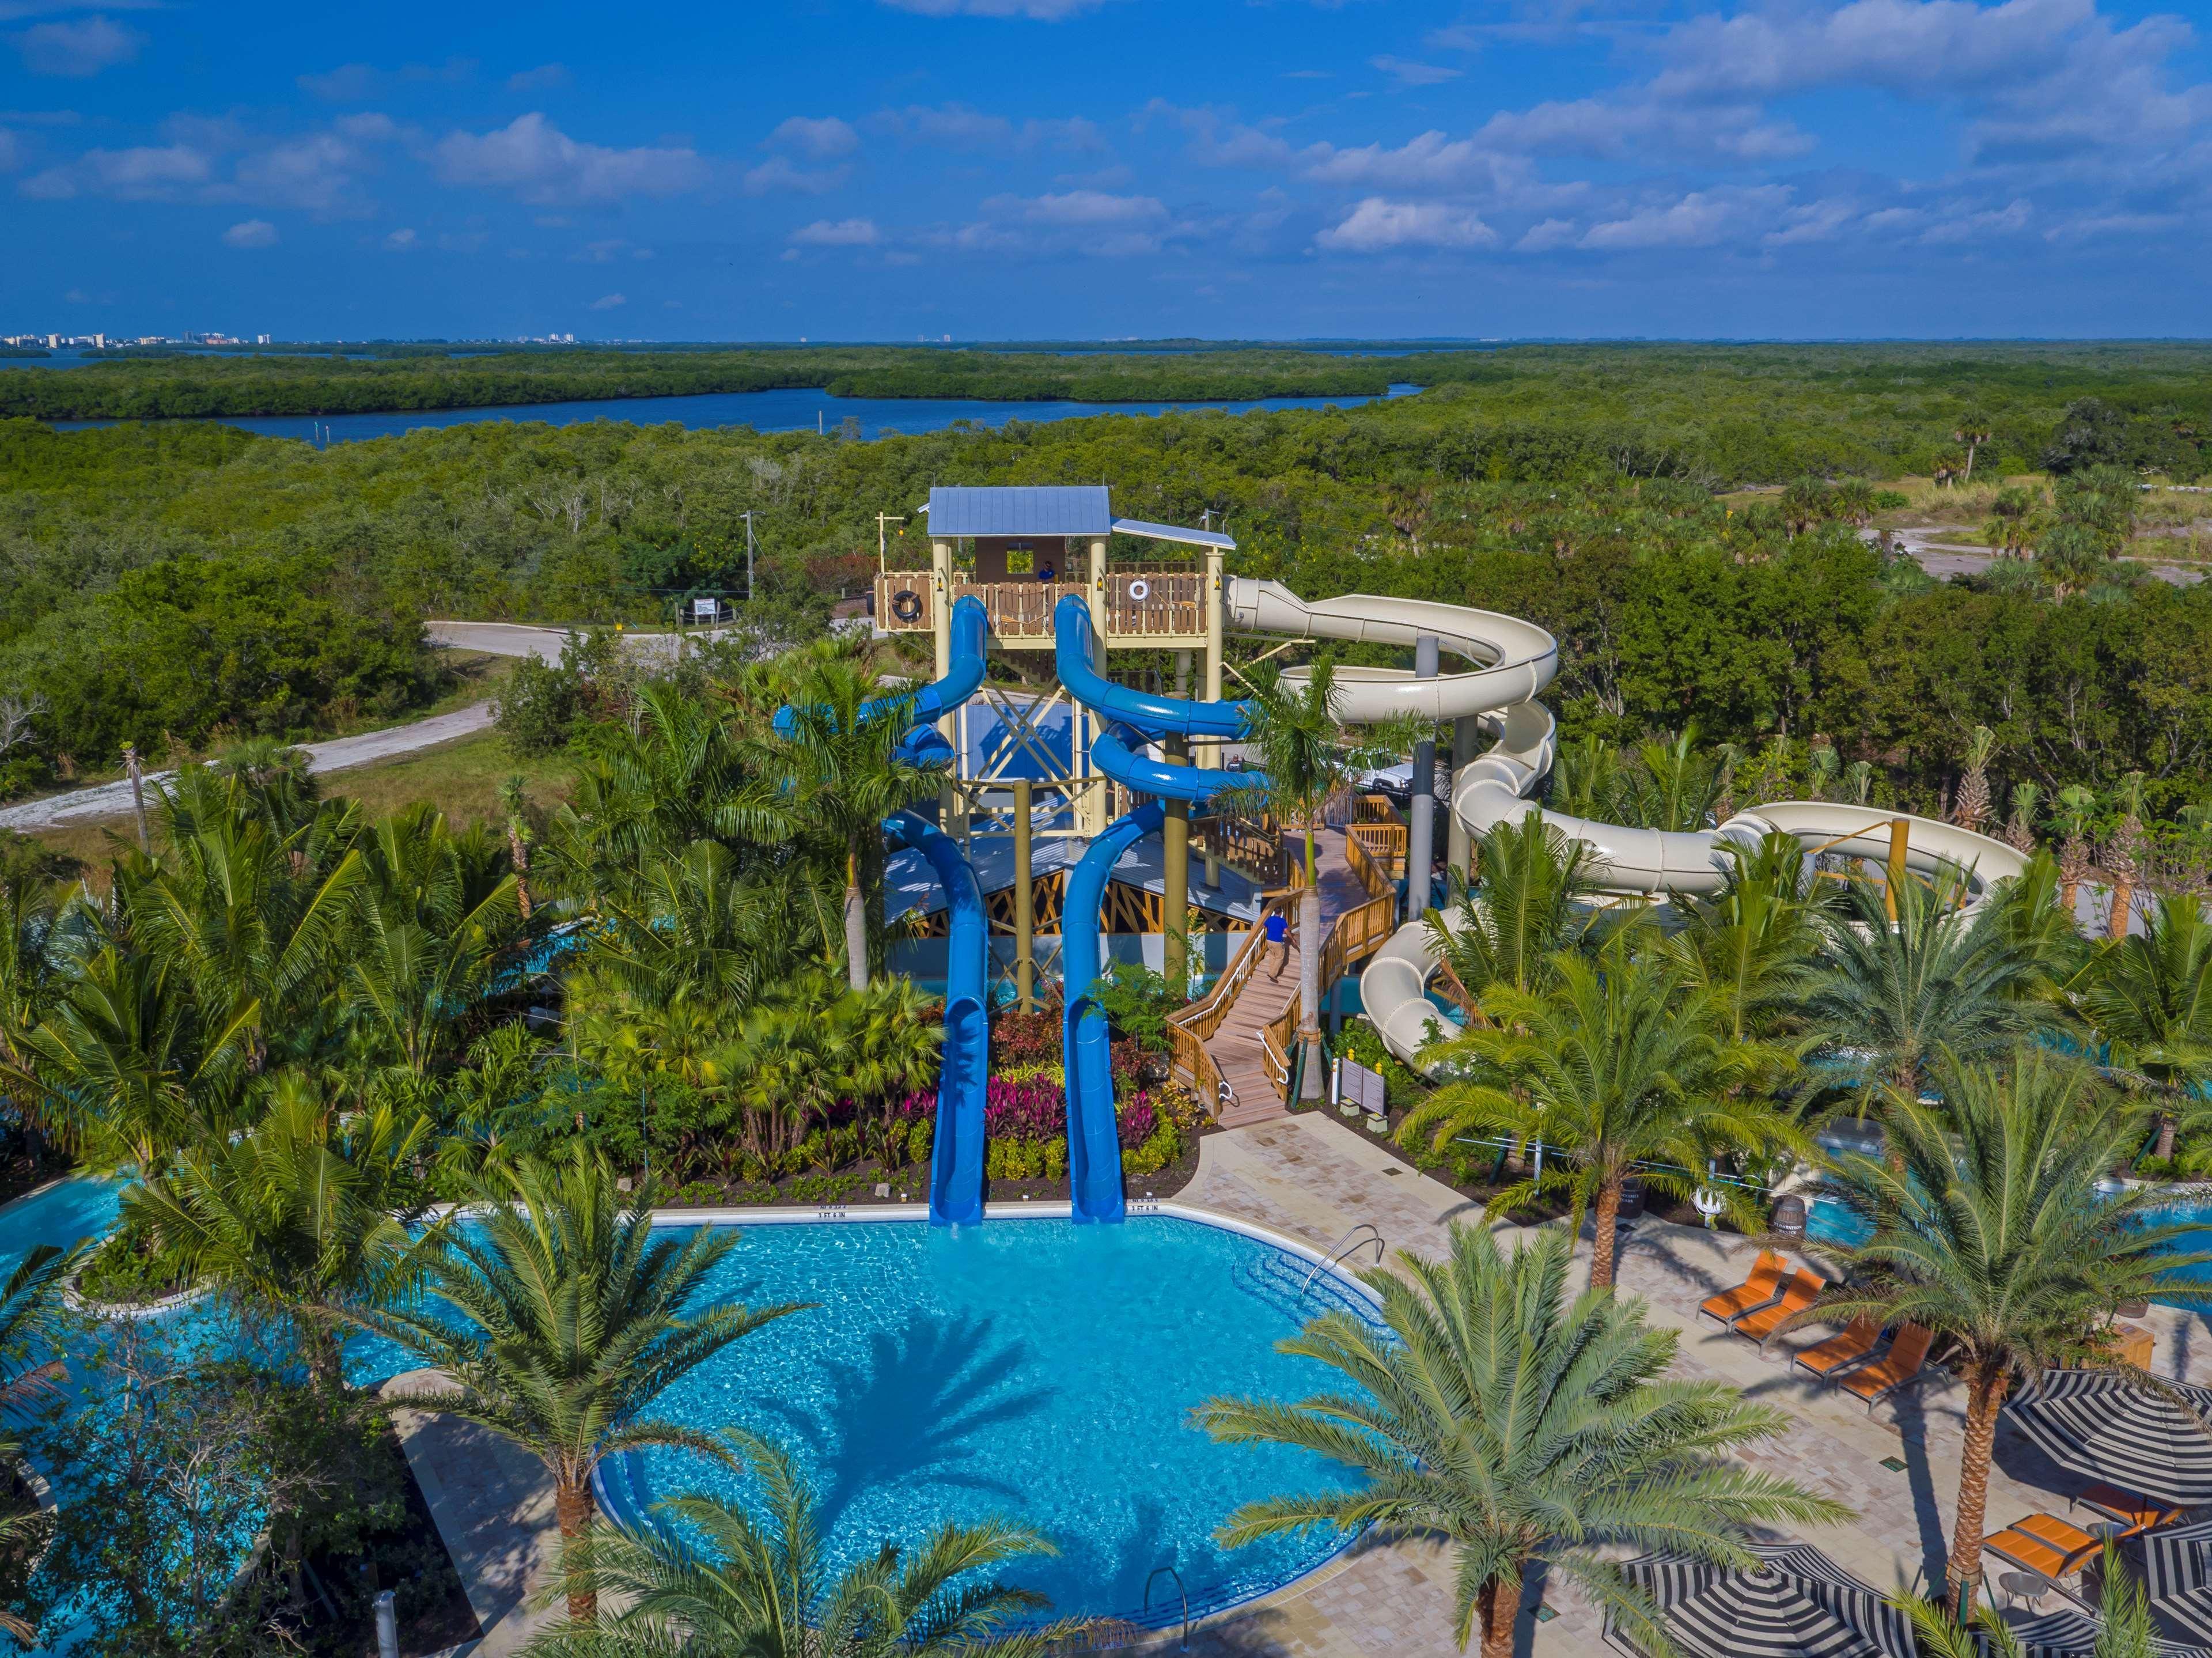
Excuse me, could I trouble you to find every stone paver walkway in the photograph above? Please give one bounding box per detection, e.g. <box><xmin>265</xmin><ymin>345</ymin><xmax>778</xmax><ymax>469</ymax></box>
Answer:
<box><xmin>396</xmin><ymin>1115</ymin><xmax>2212</xmax><ymax>1658</ymax></box>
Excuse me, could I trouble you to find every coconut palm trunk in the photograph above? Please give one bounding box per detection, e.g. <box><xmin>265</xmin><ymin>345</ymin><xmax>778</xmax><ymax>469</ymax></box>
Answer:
<box><xmin>1298</xmin><ymin>824</ymin><xmax>1323</xmax><ymax>1099</ymax></box>
<box><xmin>843</xmin><ymin>843</ymin><xmax>869</xmax><ymax>992</ymax></box>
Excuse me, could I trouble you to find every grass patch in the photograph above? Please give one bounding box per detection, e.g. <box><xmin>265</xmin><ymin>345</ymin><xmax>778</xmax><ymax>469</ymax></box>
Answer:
<box><xmin>20</xmin><ymin>725</ymin><xmax>570</xmax><ymax>879</ymax></box>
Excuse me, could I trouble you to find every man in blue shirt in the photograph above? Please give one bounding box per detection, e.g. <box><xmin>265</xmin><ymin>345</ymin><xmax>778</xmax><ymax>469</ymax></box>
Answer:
<box><xmin>1266</xmin><ymin>907</ymin><xmax>1290</xmax><ymax>981</ymax></box>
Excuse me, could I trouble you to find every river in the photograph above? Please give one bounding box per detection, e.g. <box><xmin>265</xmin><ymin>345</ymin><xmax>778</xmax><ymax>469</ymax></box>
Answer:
<box><xmin>47</xmin><ymin>381</ymin><xmax>1420</xmax><ymax>445</ymax></box>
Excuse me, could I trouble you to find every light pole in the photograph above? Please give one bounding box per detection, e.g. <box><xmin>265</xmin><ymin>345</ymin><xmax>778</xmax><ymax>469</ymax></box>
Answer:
<box><xmin>740</xmin><ymin>509</ymin><xmax>758</xmax><ymax>603</ymax></box>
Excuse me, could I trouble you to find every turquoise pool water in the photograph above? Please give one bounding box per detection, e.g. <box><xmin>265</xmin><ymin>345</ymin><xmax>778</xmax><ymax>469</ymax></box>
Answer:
<box><xmin>601</xmin><ymin>1214</ymin><xmax>1374</xmax><ymax>1626</ymax></box>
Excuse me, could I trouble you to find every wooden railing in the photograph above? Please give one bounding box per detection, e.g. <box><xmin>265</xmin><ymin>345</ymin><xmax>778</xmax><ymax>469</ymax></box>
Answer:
<box><xmin>1197</xmin><ymin>814</ymin><xmax>1289</xmax><ymax>888</ymax></box>
<box><xmin>1257</xmin><ymin>873</ymin><xmax>1403</xmax><ymax>1104</ymax></box>
<box><xmin>1166</xmin><ymin>892</ymin><xmax>1290</xmax><ymax>1114</ymax></box>
<box><xmin>1105</xmin><ymin>571</ymin><xmax>1206</xmax><ymax>637</ymax></box>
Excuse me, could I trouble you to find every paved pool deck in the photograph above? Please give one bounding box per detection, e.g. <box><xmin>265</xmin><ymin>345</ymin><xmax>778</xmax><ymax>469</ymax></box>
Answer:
<box><xmin>391</xmin><ymin>1115</ymin><xmax>2212</xmax><ymax>1657</ymax></box>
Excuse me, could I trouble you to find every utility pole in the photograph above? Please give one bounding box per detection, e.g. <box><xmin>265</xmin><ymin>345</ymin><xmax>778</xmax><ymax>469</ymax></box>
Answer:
<box><xmin>740</xmin><ymin>510</ymin><xmax>758</xmax><ymax>603</ymax></box>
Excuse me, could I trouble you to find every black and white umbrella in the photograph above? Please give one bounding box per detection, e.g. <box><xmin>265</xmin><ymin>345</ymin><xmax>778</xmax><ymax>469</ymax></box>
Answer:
<box><xmin>1606</xmin><ymin>1542</ymin><xmax>1915</xmax><ymax>1658</ymax></box>
<box><xmin>2006</xmin><ymin>1371</ymin><xmax>2212</xmax><ymax>1506</ymax></box>
<box><xmin>2005</xmin><ymin>1606</ymin><xmax>2212</xmax><ymax>1657</ymax></box>
<box><xmin>2138</xmin><ymin>1520</ymin><xmax>2212</xmax><ymax>1646</ymax></box>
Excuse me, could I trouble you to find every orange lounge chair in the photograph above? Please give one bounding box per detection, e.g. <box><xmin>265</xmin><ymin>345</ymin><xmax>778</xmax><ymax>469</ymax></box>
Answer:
<box><xmin>1984</xmin><ymin>1513</ymin><xmax>2104</xmax><ymax>1583</ymax></box>
<box><xmin>1697</xmin><ymin>1250</ymin><xmax>1789</xmax><ymax>1327</ymax></box>
<box><xmin>1730</xmin><ymin>1268</ymin><xmax>1830</xmax><ymax>1346</ymax></box>
<box><xmin>1793</xmin><ymin>1315</ymin><xmax>1883</xmax><ymax>1380</ymax></box>
<box><xmin>1836</xmin><ymin>1323</ymin><xmax>1934</xmax><ymax>1413</ymax></box>
<box><xmin>2074</xmin><ymin>1483</ymin><xmax>2188</xmax><ymax>1536</ymax></box>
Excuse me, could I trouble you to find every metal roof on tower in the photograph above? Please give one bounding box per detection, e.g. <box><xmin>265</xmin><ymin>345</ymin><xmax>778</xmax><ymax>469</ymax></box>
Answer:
<box><xmin>923</xmin><ymin>486</ymin><xmax>1113</xmax><ymax>539</ymax></box>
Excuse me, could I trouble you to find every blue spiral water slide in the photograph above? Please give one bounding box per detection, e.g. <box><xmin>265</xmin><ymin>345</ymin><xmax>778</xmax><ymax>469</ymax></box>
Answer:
<box><xmin>1051</xmin><ymin>593</ymin><xmax>1257</xmax><ymax>1224</ymax></box>
<box><xmin>775</xmin><ymin>595</ymin><xmax>992</xmax><ymax>1226</ymax></box>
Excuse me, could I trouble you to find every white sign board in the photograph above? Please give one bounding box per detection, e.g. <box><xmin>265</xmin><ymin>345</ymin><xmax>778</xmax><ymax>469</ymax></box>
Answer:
<box><xmin>692</xmin><ymin>598</ymin><xmax>719</xmax><ymax>621</ymax></box>
<box><xmin>1340</xmin><ymin>1058</ymin><xmax>1387</xmax><ymax>1115</ymax></box>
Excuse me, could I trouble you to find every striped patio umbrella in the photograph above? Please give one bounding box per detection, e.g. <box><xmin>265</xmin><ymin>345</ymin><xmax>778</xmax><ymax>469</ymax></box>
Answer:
<box><xmin>2006</xmin><ymin>1371</ymin><xmax>2212</xmax><ymax>1505</ymax></box>
<box><xmin>2138</xmin><ymin>1519</ymin><xmax>2212</xmax><ymax>1646</ymax></box>
<box><xmin>1605</xmin><ymin>1543</ymin><xmax>1915</xmax><ymax>1658</ymax></box>
<box><xmin>2005</xmin><ymin>1606</ymin><xmax>2212</xmax><ymax>1657</ymax></box>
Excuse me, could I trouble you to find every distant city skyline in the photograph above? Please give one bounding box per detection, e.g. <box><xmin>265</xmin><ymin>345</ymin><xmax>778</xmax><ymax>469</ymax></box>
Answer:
<box><xmin>3</xmin><ymin>0</ymin><xmax>2209</xmax><ymax>341</ymax></box>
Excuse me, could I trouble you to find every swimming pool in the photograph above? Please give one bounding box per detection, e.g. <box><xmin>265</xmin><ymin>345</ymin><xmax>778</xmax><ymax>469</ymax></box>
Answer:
<box><xmin>600</xmin><ymin>1212</ymin><xmax>1375</xmax><ymax>1626</ymax></box>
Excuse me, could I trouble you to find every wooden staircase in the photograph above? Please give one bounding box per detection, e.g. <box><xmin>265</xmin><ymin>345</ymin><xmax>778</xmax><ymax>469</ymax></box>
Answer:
<box><xmin>1169</xmin><ymin>802</ymin><xmax>1409</xmax><ymax>1130</ymax></box>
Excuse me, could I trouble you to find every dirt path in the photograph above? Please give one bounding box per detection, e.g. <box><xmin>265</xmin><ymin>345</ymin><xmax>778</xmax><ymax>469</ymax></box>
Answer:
<box><xmin>0</xmin><ymin>703</ymin><xmax>495</xmax><ymax>834</ymax></box>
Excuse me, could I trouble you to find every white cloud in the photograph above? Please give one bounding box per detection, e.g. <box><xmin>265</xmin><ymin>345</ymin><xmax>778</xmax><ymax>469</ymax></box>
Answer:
<box><xmin>573</xmin><ymin>237</ymin><xmax>654</xmax><ymax>261</ymax></box>
<box><xmin>1317</xmin><ymin>198</ymin><xmax>1497</xmax><ymax>252</ymax></box>
<box><xmin>877</xmin><ymin>0</ymin><xmax>1113</xmax><ymax>17</ymax></box>
<box><xmin>507</xmin><ymin>63</ymin><xmax>569</xmax><ymax>93</ymax></box>
<box><xmin>232</xmin><ymin>132</ymin><xmax>366</xmax><ymax>212</ymax></box>
<box><xmin>1514</xmin><ymin>216</ymin><xmax>1577</xmax><ymax>252</ymax></box>
<box><xmin>1578</xmin><ymin>187</ymin><xmax>1791</xmax><ymax>251</ymax></box>
<box><xmin>433</xmin><ymin>113</ymin><xmax>707</xmax><ymax>204</ymax></box>
<box><xmin>20</xmin><ymin>141</ymin><xmax>208</xmax><ymax>199</ymax></box>
<box><xmin>741</xmin><ymin>155</ymin><xmax>847</xmax><ymax>195</ymax></box>
<box><xmin>222</xmin><ymin>218</ymin><xmax>278</xmax><ymax>249</ymax></box>
<box><xmin>0</xmin><ymin>1</ymin><xmax>159</xmax><ymax>16</ymax></box>
<box><xmin>334</xmin><ymin>112</ymin><xmax>400</xmax><ymax>142</ymax></box>
<box><xmin>298</xmin><ymin>63</ymin><xmax>379</xmax><ymax>101</ymax></box>
<box><xmin>1478</xmin><ymin>96</ymin><xmax>1812</xmax><ymax>163</ymax></box>
<box><xmin>1370</xmin><ymin>55</ymin><xmax>1461</xmax><ymax>86</ymax></box>
<box><xmin>789</xmin><ymin>216</ymin><xmax>880</xmax><ymax>245</ymax></box>
<box><xmin>984</xmin><ymin>188</ymin><xmax>1164</xmax><ymax>225</ymax></box>
<box><xmin>1141</xmin><ymin>102</ymin><xmax>1296</xmax><ymax>169</ymax></box>
<box><xmin>384</xmin><ymin>226</ymin><xmax>416</xmax><ymax>249</ymax></box>
<box><xmin>589</xmin><ymin>292</ymin><xmax>626</xmax><ymax>310</ymax></box>
<box><xmin>12</xmin><ymin>14</ymin><xmax>139</xmax><ymax>75</ymax></box>
<box><xmin>767</xmin><ymin>115</ymin><xmax>859</xmax><ymax>159</ymax></box>
<box><xmin>869</xmin><ymin>101</ymin><xmax>1103</xmax><ymax>154</ymax></box>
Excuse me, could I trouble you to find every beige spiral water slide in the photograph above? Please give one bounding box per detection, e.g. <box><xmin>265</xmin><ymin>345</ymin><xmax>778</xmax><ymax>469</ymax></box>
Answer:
<box><xmin>1225</xmin><ymin>579</ymin><xmax>2032</xmax><ymax>1071</ymax></box>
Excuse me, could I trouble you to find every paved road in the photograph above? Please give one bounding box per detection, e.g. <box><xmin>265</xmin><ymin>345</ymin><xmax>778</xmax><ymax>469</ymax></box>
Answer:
<box><xmin>1876</xmin><ymin>526</ymin><xmax>2205</xmax><ymax>586</ymax></box>
<box><xmin>0</xmin><ymin>703</ymin><xmax>495</xmax><ymax>834</ymax></box>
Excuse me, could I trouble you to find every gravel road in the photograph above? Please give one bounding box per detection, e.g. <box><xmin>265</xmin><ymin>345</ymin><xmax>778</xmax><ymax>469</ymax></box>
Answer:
<box><xmin>0</xmin><ymin>702</ymin><xmax>496</xmax><ymax>834</ymax></box>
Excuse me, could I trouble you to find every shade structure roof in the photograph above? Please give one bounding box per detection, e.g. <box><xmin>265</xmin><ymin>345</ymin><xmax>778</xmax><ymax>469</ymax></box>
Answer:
<box><xmin>1606</xmin><ymin>1544</ymin><xmax>1915</xmax><ymax>1658</ymax></box>
<box><xmin>925</xmin><ymin>486</ymin><xmax>1112</xmax><ymax>540</ymax></box>
<box><xmin>1110</xmin><ymin>515</ymin><xmax>1235</xmax><ymax>550</ymax></box>
<box><xmin>2007</xmin><ymin>1371</ymin><xmax>2212</xmax><ymax>1505</ymax></box>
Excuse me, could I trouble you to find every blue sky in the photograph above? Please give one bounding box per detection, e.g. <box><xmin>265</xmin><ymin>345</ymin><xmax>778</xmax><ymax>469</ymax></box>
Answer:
<box><xmin>3</xmin><ymin>0</ymin><xmax>2209</xmax><ymax>340</ymax></box>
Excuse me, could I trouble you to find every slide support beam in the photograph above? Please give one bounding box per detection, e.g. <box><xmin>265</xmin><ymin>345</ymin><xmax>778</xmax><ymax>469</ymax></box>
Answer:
<box><xmin>1405</xmin><ymin>635</ymin><xmax>1440</xmax><ymax>915</ymax></box>
<box><xmin>1014</xmin><ymin>778</ymin><xmax>1035</xmax><ymax>1015</ymax></box>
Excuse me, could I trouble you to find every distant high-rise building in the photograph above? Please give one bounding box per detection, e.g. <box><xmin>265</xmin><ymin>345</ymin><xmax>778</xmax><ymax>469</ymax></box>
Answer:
<box><xmin>256</xmin><ymin>334</ymin><xmax>271</xmax><ymax>345</ymax></box>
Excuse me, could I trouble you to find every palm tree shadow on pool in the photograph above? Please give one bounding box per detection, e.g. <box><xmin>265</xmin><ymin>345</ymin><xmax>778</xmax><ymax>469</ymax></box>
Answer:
<box><xmin>755</xmin><ymin>1307</ymin><xmax>1055</xmax><ymax>1532</ymax></box>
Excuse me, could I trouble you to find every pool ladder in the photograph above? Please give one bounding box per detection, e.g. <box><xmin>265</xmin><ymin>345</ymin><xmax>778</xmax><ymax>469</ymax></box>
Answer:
<box><xmin>1143</xmin><ymin>1565</ymin><xmax>1191</xmax><ymax>1653</ymax></box>
<box><xmin>1300</xmin><ymin>1222</ymin><xmax>1385</xmax><ymax>1294</ymax></box>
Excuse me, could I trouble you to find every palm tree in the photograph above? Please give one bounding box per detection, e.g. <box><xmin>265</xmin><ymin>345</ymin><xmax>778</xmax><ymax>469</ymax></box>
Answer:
<box><xmin>2054</xmin><ymin>784</ymin><xmax>2099</xmax><ymax>919</ymax></box>
<box><xmin>1952</xmin><ymin>727</ymin><xmax>1996</xmax><ymax>832</ymax></box>
<box><xmin>1802</xmin><ymin>869</ymin><xmax>2052</xmax><ymax>1099</ymax></box>
<box><xmin>1952</xmin><ymin>414</ymin><xmax>1993</xmax><ymax>484</ymax></box>
<box><xmin>1194</xmin><ymin>1224</ymin><xmax>1850</xmax><ymax>1658</ymax></box>
<box><xmin>1899</xmin><ymin>1539</ymin><xmax>2155</xmax><ymax>1657</ymax></box>
<box><xmin>1222</xmin><ymin>661</ymin><xmax>1412</xmax><ymax>1099</ymax></box>
<box><xmin>0</xmin><ymin>1240</ymin><xmax>81</xmax><ymax>1550</ymax></box>
<box><xmin>2105</xmin><ymin>771</ymin><xmax>2147</xmax><ymax>941</ymax></box>
<box><xmin>1403</xmin><ymin>942</ymin><xmax>1800</xmax><ymax>1287</ymax></box>
<box><xmin>526</xmin><ymin>1430</ymin><xmax>1069</xmax><ymax>1658</ymax></box>
<box><xmin>1617</xmin><ymin>728</ymin><xmax>1722</xmax><ymax>832</ymax></box>
<box><xmin>345</xmin><ymin>805</ymin><xmax>532</xmax><ymax>1079</ymax></box>
<box><xmin>749</xmin><ymin>653</ymin><xmax>946</xmax><ymax>992</ymax></box>
<box><xmin>1427</xmin><ymin>811</ymin><xmax>1600</xmax><ymax>1005</ymax></box>
<box><xmin>1807</xmin><ymin>1050</ymin><xmax>2199</xmax><ymax>1616</ymax></box>
<box><xmin>1664</xmin><ymin>831</ymin><xmax>1825</xmax><ymax>1043</ymax></box>
<box><xmin>500</xmin><ymin>775</ymin><xmax>536</xmax><ymax>922</ymax></box>
<box><xmin>357</xmin><ymin>1148</ymin><xmax>806</xmax><ymax>1622</ymax></box>
<box><xmin>2074</xmin><ymin>889</ymin><xmax>2212</xmax><ymax>1161</ymax></box>
<box><xmin>2005</xmin><ymin>781</ymin><xmax>2041</xmax><ymax>857</ymax></box>
<box><xmin>123</xmin><ymin>1073</ymin><xmax>435</xmax><ymax>1390</ymax></box>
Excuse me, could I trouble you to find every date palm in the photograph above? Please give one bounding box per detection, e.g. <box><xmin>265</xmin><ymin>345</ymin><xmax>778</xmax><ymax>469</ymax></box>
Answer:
<box><xmin>2105</xmin><ymin>771</ymin><xmax>2147</xmax><ymax>940</ymax></box>
<box><xmin>2074</xmin><ymin>889</ymin><xmax>2212</xmax><ymax>1160</ymax></box>
<box><xmin>1195</xmin><ymin>1224</ymin><xmax>1850</xmax><ymax>1658</ymax></box>
<box><xmin>1806</xmin><ymin>1051</ymin><xmax>2200</xmax><ymax>1617</ymax></box>
<box><xmin>2054</xmin><ymin>784</ymin><xmax>2098</xmax><ymax>917</ymax></box>
<box><xmin>1662</xmin><ymin>830</ymin><xmax>1825</xmax><ymax>1043</ymax></box>
<box><xmin>1404</xmin><ymin>942</ymin><xmax>1800</xmax><ymax>1287</ymax></box>
<box><xmin>358</xmin><ymin>1148</ymin><xmax>806</xmax><ymax>1622</ymax></box>
<box><xmin>1952</xmin><ymin>727</ymin><xmax>1996</xmax><ymax>832</ymax></box>
<box><xmin>1804</xmin><ymin>868</ymin><xmax>2051</xmax><ymax>1099</ymax></box>
<box><xmin>527</xmin><ymin>1430</ymin><xmax>1070</xmax><ymax>1658</ymax></box>
<box><xmin>2003</xmin><ymin>781</ymin><xmax>2040</xmax><ymax>857</ymax></box>
<box><xmin>1427</xmin><ymin>809</ymin><xmax>1600</xmax><ymax>1005</ymax></box>
<box><xmin>124</xmin><ymin>1073</ymin><xmax>435</xmax><ymax>1390</ymax></box>
<box><xmin>1899</xmin><ymin>1539</ymin><xmax>2154</xmax><ymax>1657</ymax></box>
<box><xmin>748</xmin><ymin>653</ymin><xmax>946</xmax><ymax>991</ymax></box>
